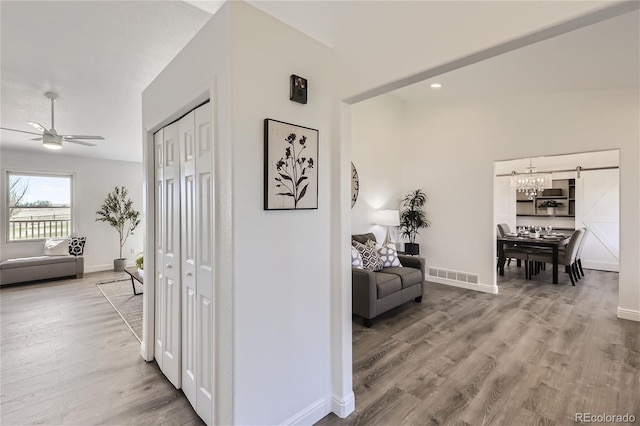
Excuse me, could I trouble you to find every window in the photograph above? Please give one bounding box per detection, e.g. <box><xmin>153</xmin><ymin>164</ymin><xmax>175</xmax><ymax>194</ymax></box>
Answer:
<box><xmin>7</xmin><ymin>173</ymin><xmax>73</xmax><ymax>241</ymax></box>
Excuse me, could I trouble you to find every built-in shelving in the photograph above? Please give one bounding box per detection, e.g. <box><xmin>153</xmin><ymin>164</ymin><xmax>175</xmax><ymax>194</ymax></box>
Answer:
<box><xmin>516</xmin><ymin>179</ymin><xmax>575</xmax><ymax>218</ymax></box>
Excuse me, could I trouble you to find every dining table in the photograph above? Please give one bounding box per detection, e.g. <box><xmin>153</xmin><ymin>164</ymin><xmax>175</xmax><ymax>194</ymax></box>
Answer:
<box><xmin>497</xmin><ymin>233</ymin><xmax>571</xmax><ymax>284</ymax></box>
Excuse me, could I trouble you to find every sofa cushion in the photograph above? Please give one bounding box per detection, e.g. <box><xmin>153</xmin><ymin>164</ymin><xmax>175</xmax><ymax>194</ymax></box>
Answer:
<box><xmin>44</xmin><ymin>239</ymin><xmax>69</xmax><ymax>256</ymax></box>
<box><xmin>375</xmin><ymin>272</ymin><xmax>402</xmax><ymax>298</ymax></box>
<box><xmin>69</xmin><ymin>236</ymin><xmax>86</xmax><ymax>256</ymax></box>
<box><xmin>351</xmin><ymin>246</ymin><xmax>363</xmax><ymax>269</ymax></box>
<box><xmin>383</xmin><ymin>266</ymin><xmax>423</xmax><ymax>288</ymax></box>
<box><xmin>0</xmin><ymin>255</ymin><xmax>77</xmax><ymax>270</ymax></box>
<box><xmin>352</xmin><ymin>240</ymin><xmax>383</xmax><ymax>271</ymax></box>
<box><xmin>352</xmin><ymin>233</ymin><xmax>376</xmax><ymax>245</ymax></box>
<box><xmin>377</xmin><ymin>243</ymin><xmax>402</xmax><ymax>268</ymax></box>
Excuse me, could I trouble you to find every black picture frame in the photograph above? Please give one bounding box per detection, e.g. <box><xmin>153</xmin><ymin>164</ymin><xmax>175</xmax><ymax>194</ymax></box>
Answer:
<box><xmin>264</xmin><ymin>118</ymin><xmax>318</xmax><ymax>210</ymax></box>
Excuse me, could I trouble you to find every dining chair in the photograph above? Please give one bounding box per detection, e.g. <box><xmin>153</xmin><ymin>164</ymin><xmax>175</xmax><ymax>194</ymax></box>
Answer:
<box><xmin>497</xmin><ymin>223</ymin><xmax>540</xmax><ymax>278</ymax></box>
<box><xmin>527</xmin><ymin>228</ymin><xmax>585</xmax><ymax>285</ymax></box>
<box><xmin>575</xmin><ymin>228</ymin><xmax>589</xmax><ymax>277</ymax></box>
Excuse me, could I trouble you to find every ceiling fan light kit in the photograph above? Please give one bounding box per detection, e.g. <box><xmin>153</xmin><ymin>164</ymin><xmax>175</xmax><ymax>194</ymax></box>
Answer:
<box><xmin>1</xmin><ymin>91</ymin><xmax>104</xmax><ymax>150</ymax></box>
<box><xmin>42</xmin><ymin>134</ymin><xmax>62</xmax><ymax>150</ymax></box>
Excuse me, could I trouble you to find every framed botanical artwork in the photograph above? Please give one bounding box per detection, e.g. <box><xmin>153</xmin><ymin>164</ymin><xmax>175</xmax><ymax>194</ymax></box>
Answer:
<box><xmin>264</xmin><ymin>118</ymin><xmax>318</xmax><ymax>210</ymax></box>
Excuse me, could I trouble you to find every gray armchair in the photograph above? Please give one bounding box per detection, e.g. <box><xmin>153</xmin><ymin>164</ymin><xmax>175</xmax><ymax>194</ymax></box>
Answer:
<box><xmin>352</xmin><ymin>233</ymin><xmax>425</xmax><ymax>327</ymax></box>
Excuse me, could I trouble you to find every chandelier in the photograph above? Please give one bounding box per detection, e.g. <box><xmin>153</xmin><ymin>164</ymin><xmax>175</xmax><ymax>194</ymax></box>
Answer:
<box><xmin>510</xmin><ymin>159</ymin><xmax>552</xmax><ymax>200</ymax></box>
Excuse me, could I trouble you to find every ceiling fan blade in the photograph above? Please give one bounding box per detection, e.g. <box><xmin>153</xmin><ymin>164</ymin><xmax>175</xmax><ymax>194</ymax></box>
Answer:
<box><xmin>31</xmin><ymin>137</ymin><xmax>44</xmax><ymax>141</ymax></box>
<box><xmin>27</xmin><ymin>121</ymin><xmax>49</xmax><ymax>133</ymax></box>
<box><xmin>0</xmin><ymin>127</ymin><xmax>43</xmax><ymax>136</ymax></box>
<box><xmin>61</xmin><ymin>135</ymin><xmax>104</xmax><ymax>140</ymax></box>
<box><xmin>65</xmin><ymin>139</ymin><xmax>96</xmax><ymax>147</ymax></box>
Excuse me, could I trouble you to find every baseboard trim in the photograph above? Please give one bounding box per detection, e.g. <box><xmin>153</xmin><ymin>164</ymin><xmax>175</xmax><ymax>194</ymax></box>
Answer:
<box><xmin>427</xmin><ymin>277</ymin><xmax>498</xmax><ymax>294</ymax></box>
<box><xmin>331</xmin><ymin>392</ymin><xmax>355</xmax><ymax>418</ymax></box>
<box><xmin>617</xmin><ymin>306</ymin><xmax>640</xmax><ymax>322</ymax></box>
<box><xmin>281</xmin><ymin>396</ymin><xmax>331</xmax><ymax>426</ymax></box>
<box><xmin>582</xmin><ymin>260</ymin><xmax>619</xmax><ymax>272</ymax></box>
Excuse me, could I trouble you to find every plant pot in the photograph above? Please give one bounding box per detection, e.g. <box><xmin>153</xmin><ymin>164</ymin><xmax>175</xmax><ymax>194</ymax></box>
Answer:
<box><xmin>547</xmin><ymin>207</ymin><xmax>555</xmax><ymax>216</ymax></box>
<box><xmin>114</xmin><ymin>258</ymin><xmax>127</xmax><ymax>272</ymax></box>
<box><xmin>404</xmin><ymin>243</ymin><xmax>420</xmax><ymax>255</ymax></box>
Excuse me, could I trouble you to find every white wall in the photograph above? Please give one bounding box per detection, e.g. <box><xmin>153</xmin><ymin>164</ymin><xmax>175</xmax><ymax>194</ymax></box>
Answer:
<box><xmin>142</xmin><ymin>2</ymin><xmax>348</xmax><ymax>424</ymax></box>
<box><xmin>230</xmin><ymin>4</ymin><xmax>338</xmax><ymax>424</ymax></box>
<box><xmin>142</xmin><ymin>3</ymin><xmax>234</xmax><ymax>423</ymax></box>
<box><xmin>0</xmin><ymin>149</ymin><xmax>143</xmax><ymax>272</ymax></box>
<box><xmin>350</xmin><ymin>95</ymin><xmax>405</xmax><ymax>244</ymax></box>
<box><xmin>402</xmin><ymin>89</ymin><xmax>638</xmax><ymax>310</ymax></box>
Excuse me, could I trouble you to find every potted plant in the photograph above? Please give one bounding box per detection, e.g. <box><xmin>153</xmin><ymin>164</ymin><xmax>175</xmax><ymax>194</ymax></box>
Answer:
<box><xmin>96</xmin><ymin>186</ymin><xmax>141</xmax><ymax>272</ymax></box>
<box><xmin>399</xmin><ymin>189</ymin><xmax>431</xmax><ymax>255</ymax></box>
<box><xmin>135</xmin><ymin>253</ymin><xmax>144</xmax><ymax>277</ymax></box>
<box><xmin>538</xmin><ymin>200</ymin><xmax>564</xmax><ymax>216</ymax></box>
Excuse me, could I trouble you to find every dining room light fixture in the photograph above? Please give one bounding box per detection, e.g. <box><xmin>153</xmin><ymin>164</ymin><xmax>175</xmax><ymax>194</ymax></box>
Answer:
<box><xmin>430</xmin><ymin>82</ymin><xmax>442</xmax><ymax>89</ymax></box>
<box><xmin>375</xmin><ymin>209</ymin><xmax>400</xmax><ymax>246</ymax></box>
<box><xmin>510</xmin><ymin>158</ymin><xmax>552</xmax><ymax>199</ymax></box>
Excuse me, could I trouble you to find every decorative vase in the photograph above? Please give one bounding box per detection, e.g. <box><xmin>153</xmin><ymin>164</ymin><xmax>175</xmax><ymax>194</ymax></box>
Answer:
<box><xmin>405</xmin><ymin>243</ymin><xmax>420</xmax><ymax>255</ymax></box>
<box><xmin>547</xmin><ymin>207</ymin><xmax>555</xmax><ymax>216</ymax></box>
<box><xmin>137</xmin><ymin>268</ymin><xmax>144</xmax><ymax>278</ymax></box>
<box><xmin>114</xmin><ymin>258</ymin><xmax>126</xmax><ymax>272</ymax></box>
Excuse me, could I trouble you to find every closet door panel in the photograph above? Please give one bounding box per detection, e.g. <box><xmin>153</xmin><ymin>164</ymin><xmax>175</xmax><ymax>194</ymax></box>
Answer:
<box><xmin>154</xmin><ymin>129</ymin><xmax>164</xmax><ymax>368</ymax></box>
<box><xmin>180</xmin><ymin>112</ymin><xmax>197</xmax><ymax>405</ymax></box>
<box><xmin>195</xmin><ymin>102</ymin><xmax>213</xmax><ymax>424</ymax></box>
<box><xmin>161</xmin><ymin>122</ymin><xmax>182</xmax><ymax>388</ymax></box>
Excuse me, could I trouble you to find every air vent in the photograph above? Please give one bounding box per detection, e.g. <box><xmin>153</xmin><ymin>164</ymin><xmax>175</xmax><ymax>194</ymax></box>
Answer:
<box><xmin>428</xmin><ymin>267</ymin><xmax>479</xmax><ymax>286</ymax></box>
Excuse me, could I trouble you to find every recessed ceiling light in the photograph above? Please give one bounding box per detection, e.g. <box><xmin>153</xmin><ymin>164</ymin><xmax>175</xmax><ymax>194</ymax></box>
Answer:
<box><xmin>430</xmin><ymin>83</ymin><xmax>443</xmax><ymax>89</ymax></box>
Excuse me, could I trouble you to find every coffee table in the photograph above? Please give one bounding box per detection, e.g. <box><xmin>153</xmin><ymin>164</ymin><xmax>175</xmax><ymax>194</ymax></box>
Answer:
<box><xmin>124</xmin><ymin>267</ymin><xmax>144</xmax><ymax>295</ymax></box>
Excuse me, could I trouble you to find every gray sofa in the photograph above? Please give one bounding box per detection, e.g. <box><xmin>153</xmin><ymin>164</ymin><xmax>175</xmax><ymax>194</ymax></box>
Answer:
<box><xmin>352</xmin><ymin>233</ymin><xmax>425</xmax><ymax>327</ymax></box>
<box><xmin>0</xmin><ymin>255</ymin><xmax>84</xmax><ymax>286</ymax></box>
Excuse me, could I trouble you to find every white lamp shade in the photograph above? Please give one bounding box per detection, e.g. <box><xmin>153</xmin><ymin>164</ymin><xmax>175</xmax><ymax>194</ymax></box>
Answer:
<box><xmin>375</xmin><ymin>209</ymin><xmax>400</xmax><ymax>227</ymax></box>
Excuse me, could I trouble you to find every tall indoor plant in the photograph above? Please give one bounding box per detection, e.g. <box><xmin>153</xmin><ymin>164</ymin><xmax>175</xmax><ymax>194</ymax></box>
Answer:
<box><xmin>399</xmin><ymin>189</ymin><xmax>431</xmax><ymax>255</ymax></box>
<box><xmin>96</xmin><ymin>186</ymin><xmax>141</xmax><ymax>271</ymax></box>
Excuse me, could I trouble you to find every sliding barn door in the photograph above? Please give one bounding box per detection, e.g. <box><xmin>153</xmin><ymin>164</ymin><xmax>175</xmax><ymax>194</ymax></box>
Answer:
<box><xmin>575</xmin><ymin>169</ymin><xmax>620</xmax><ymax>272</ymax></box>
<box><xmin>194</xmin><ymin>102</ymin><xmax>214</xmax><ymax>424</ymax></box>
<box><xmin>160</xmin><ymin>122</ymin><xmax>182</xmax><ymax>387</ymax></box>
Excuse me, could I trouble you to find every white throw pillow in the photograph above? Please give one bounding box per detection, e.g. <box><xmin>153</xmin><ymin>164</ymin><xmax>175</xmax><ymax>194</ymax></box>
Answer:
<box><xmin>351</xmin><ymin>246</ymin><xmax>363</xmax><ymax>269</ymax></box>
<box><xmin>377</xmin><ymin>242</ymin><xmax>402</xmax><ymax>268</ymax></box>
<box><xmin>44</xmin><ymin>238</ymin><xmax>69</xmax><ymax>256</ymax></box>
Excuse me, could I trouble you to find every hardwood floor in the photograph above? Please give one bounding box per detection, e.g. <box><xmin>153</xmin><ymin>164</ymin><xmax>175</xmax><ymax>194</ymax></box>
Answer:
<box><xmin>0</xmin><ymin>271</ymin><xmax>203</xmax><ymax>426</ymax></box>
<box><xmin>319</xmin><ymin>266</ymin><xmax>640</xmax><ymax>426</ymax></box>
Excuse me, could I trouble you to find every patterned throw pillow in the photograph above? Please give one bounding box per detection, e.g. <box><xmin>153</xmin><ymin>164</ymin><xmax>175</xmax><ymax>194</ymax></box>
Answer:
<box><xmin>352</xmin><ymin>239</ymin><xmax>383</xmax><ymax>271</ymax></box>
<box><xmin>351</xmin><ymin>246</ymin><xmax>363</xmax><ymax>269</ymax></box>
<box><xmin>377</xmin><ymin>243</ymin><xmax>402</xmax><ymax>268</ymax></box>
<box><xmin>68</xmin><ymin>236</ymin><xmax>86</xmax><ymax>256</ymax></box>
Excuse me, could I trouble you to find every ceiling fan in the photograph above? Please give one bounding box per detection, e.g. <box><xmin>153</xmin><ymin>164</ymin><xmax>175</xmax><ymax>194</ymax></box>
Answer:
<box><xmin>0</xmin><ymin>92</ymin><xmax>104</xmax><ymax>150</ymax></box>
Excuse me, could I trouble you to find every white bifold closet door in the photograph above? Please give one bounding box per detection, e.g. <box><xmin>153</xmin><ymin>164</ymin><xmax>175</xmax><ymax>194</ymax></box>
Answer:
<box><xmin>155</xmin><ymin>102</ymin><xmax>213</xmax><ymax>424</ymax></box>
<box><xmin>155</xmin><ymin>122</ymin><xmax>182</xmax><ymax>388</ymax></box>
<box><xmin>179</xmin><ymin>103</ymin><xmax>214</xmax><ymax>423</ymax></box>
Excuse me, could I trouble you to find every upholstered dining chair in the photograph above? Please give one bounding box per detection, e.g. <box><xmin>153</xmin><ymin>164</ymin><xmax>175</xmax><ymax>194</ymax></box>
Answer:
<box><xmin>574</xmin><ymin>228</ymin><xmax>589</xmax><ymax>277</ymax></box>
<box><xmin>527</xmin><ymin>228</ymin><xmax>585</xmax><ymax>285</ymax></box>
<box><xmin>497</xmin><ymin>223</ymin><xmax>533</xmax><ymax>277</ymax></box>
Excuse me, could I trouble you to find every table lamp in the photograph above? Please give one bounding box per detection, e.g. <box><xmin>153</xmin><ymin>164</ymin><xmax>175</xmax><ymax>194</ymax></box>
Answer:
<box><xmin>375</xmin><ymin>209</ymin><xmax>400</xmax><ymax>246</ymax></box>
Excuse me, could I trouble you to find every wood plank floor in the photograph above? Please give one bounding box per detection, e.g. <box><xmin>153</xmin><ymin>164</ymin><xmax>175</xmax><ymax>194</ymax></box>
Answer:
<box><xmin>0</xmin><ymin>271</ymin><xmax>203</xmax><ymax>426</ymax></box>
<box><xmin>319</xmin><ymin>265</ymin><xmax>640</xmax><ymax>426</ymax></box>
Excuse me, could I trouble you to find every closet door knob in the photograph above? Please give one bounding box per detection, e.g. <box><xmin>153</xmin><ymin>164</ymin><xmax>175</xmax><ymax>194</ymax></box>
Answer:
<box><xmin>186</xmin><ymin>272</ymin><xmax>192</xmax><ymax>277</ymax></box>
<box><xmin>166</xmin><ymin>264</ymin><xmax>172</xmax><ymax>269</ymax></box>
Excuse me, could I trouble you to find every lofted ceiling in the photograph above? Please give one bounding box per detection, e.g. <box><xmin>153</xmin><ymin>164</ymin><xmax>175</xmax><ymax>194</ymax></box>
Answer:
<box><xmin>0</xmin><ymin>1</ymin><xmax>211</xmax><ymax>162</ymax></box>
<box><xmin>1</xmin><ymin>2</ymin><xmax>637</xmax><ymax>162</ymax></box>
<box><xmin>390</xmin><ymin>10</ymin><xmax>639</xmax><ymax>102</ymax></box>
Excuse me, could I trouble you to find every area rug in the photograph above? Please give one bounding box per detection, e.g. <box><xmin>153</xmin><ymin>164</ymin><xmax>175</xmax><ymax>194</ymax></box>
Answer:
<box><xmin>96</xmin><ymin>279</ymin><xmax>143</xmax><ymax>342</ymax></box>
